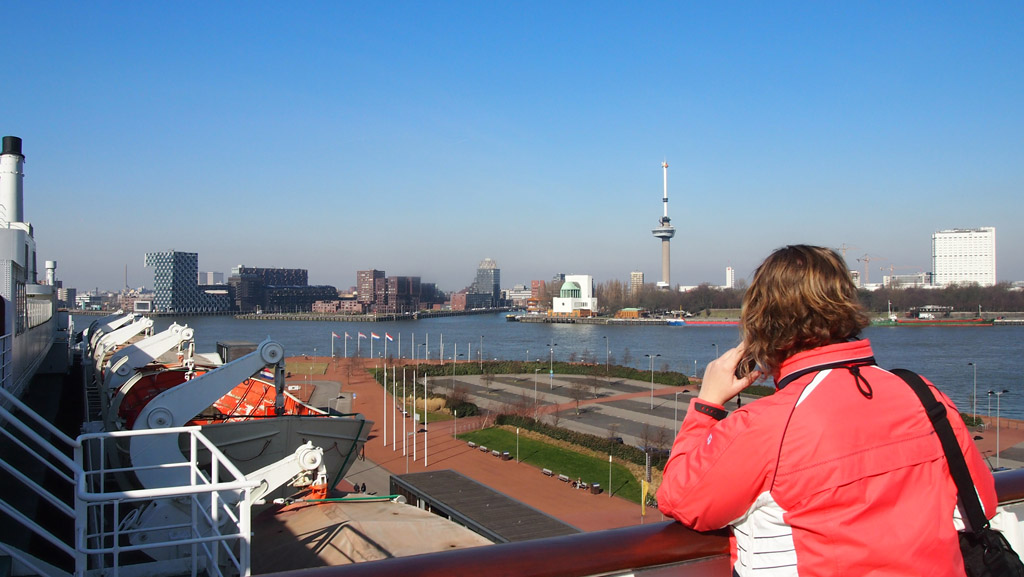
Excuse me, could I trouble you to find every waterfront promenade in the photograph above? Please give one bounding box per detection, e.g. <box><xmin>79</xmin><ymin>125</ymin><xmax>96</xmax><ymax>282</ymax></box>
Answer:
<box><xmin>296</xmin><ymin>356</ymin><xmax>1024</xmax><ymax>532</ymax></box>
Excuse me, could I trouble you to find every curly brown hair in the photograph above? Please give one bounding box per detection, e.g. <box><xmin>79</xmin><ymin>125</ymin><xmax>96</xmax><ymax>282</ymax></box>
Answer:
<box><xmin>739</xmin><ymin>245</ymin><xmax>869</xmax><ymax>378</ymax></box>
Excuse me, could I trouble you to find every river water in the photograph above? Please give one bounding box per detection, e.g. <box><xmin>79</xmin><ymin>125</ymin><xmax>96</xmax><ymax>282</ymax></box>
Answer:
<box><xmin>137</xmin><ymin>313</ymin><xmax>1024</xmax><ymax>420</ymax></box>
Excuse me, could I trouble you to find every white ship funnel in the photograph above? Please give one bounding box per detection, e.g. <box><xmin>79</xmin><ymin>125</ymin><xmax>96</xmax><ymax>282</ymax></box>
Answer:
<box><xmin>0</xmin><ymin>136</ymin><xmax>25</xmax><ymax>226</ymax></box>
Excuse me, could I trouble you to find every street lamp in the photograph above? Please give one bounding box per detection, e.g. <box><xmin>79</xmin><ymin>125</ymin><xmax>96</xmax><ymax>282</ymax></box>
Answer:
<box><xmin>453</xmin><ymin>409</ymin><xmax>457</xmax><ymax>441</ymax></box>
<box><xmin>547</xmin><ymin>343</ymin><xmax>558</xmax><ymax>390</ymax></box>
<box><xmin>603</xmin><ymin>336</ymin><xmax>610</xmax><ymax>381</ymax></box>
<box><xmin>645</xmin><ymin>353</ymin><xmax>661</xmax><ymax>409</ymax></box>
<box><xmin>988</xmin><ymin>389</ymin><xmax>1010</xmax><ymax>469</ymax></box>
<box><xmin>674</xmin><ymin>391</ymin><xmax>684</xmax><ymax>432</ymax></box>
<box><xmin>968</xmin><ymin>362</ymin><xmax>977</xmax><ymax>422</ymax></box>
<box><xmin>534</xmin><ymin>368</ymin><xmax>540</xmax><ymax>417</ymax></box>
<box><xmin>480</xmin><ymin>336</ymin><xmax>484</xmax><ymax>370</ymax></box>
<box><xmin>712</xmin><ymin>343</ymin><xmax>719</xmax><ymax>359</ymax></box>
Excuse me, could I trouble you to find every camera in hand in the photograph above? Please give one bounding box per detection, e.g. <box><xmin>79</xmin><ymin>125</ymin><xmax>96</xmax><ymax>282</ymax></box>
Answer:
<box><xmin>735</xmin><ymin>358</ymin><xmax>756</xmax><ymax>378</ymax></box>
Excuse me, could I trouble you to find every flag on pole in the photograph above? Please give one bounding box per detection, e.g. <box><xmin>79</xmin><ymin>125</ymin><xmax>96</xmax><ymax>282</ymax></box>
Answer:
<box><xmin>332</xmin><ymin>332</ymin><xmax>341</xmax><ymax>339</ymax></box>
<box><xmin>385</xmin><ymin>333</ymin><xmax>394</xmax><ymax>342</ymax></box>
<box><xmin>641</xmin><ymin>480</ymin><xmax>649</xmax><ymax>516</ymax></box>
<box><xmin>371</xmin><ymin>332</ymin><xmax>381</xmax><ymax>340</ymax></box>
<box><xmin>345</xmin><ymin>332</ymin><xmax>351</xmax><ymax>340</ymax></box>
<box><xmin>358</xmin><ymin>332</ymin><xmax>367</xmax><ymax>340</ymax></box>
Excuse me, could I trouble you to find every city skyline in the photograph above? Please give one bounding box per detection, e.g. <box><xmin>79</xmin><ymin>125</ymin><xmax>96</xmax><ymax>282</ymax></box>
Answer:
<box><xmin>6</xmin><ymin>3</ymin><xmax>1023</xmax><ymax>292</ymax></box>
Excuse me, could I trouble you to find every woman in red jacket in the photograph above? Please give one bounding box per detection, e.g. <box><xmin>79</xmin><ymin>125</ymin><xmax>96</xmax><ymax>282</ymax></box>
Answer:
<box><xmin>657</xmin><ymin>245</ymin><xmax>996</xmax><ymax>576</ymax></box>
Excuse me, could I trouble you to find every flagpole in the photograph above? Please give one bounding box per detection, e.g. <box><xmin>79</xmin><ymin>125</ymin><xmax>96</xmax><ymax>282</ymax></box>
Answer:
<box><xmin>392</xmin><ymin>365</ymin><xmax>397</xmax><ymax>452</ymax></box>
<box><xmin>331</xmin><ymin>333</ymin><xmax>335</xmax><ymax>358</ymax></box>
<box><xmin>402</xmin><ymin>367</ymin><xmax>407</xmax><ymax>457</ymax></box>
<box><xmin>382</xmin><ymin>362</ymin><xmax>387</xmax><ymax>447</ymax></box>
<box><xmin>411</xmin><ymin>373</ymin><xmax>415</xmax><ymax>463</ymax></box>
<box><xmin>424</xmin><ymin>375</ymin><xmax>429</xmax><ymax>467</ymax></box>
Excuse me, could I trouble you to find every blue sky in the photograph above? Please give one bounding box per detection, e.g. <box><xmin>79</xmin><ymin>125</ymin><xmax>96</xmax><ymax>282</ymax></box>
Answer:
<box><xmin>7</xmin><ymin>2</ymin><xmax>1023</xmax><ymax>292</ymax></box>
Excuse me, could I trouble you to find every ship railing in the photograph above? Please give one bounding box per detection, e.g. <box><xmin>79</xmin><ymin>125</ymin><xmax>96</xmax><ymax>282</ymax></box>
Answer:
<box><xmin>76</xmin><ymin>426</ymin><xmax>259</xmax><ymax>577</ymax></box>
<box><xmin>0</xmin><ymin>384</ymin><xmax>259</xmax><ymax>577</ymax></box>
<box><xmin>265</xmin><ymin>469</ymin><xmax>1024</xmax><ymax>577</ymax></box>
<box><xmin>0</xmin><ymin>333</ymin><xmax>11</xmax><ymax>399</ymax></box>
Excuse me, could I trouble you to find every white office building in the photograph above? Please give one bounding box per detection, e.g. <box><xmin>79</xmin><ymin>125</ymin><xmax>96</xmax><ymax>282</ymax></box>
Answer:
<box><xmin>725</xmin><ymin>267</ymin><xmax>735</xmax><ymax>289</ymax></box>
<box><xmin>931</xmin><ymin>227</ymin><xmax>996</xmax><ymax>287</ymax></box>
<box><xmin>552</xmin><ymin>274</ymin><xmax>598</xmax><ymax>317</ymax></box>
<box><xmin>629</xmin><ymin>271</ymin><xmax>644</xmax><ymax>297</ymax></box>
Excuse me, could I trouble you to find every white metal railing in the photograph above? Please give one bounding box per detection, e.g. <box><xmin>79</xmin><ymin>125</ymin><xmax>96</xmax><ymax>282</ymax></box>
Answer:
<box><xmin>0</xmin><ymin>383</ymin><xmax>259</xmax><ymax>577</ymax></box>
<box><xmin>0</xmin><ymin>333</ymin><xmax>11</xmax><ymax>397</ymax></box>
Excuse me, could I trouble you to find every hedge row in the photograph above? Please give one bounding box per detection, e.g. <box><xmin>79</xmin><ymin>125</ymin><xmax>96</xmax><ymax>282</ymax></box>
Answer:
<box><xmin>405</xmin><ymin>360</ymin><xmax>690</xmax><ymax>387</ymax></box>
<box><xmin>495</xmin><ymin>414</ymin><xmax>669</xmax><ymax>469</ymax></box>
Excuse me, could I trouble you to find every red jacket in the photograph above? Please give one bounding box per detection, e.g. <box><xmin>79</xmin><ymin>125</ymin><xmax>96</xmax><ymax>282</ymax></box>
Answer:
<box><xmin>657</xmin><ymin>339</ymin><xmax>996</xmax><ymax>576</ymax></box>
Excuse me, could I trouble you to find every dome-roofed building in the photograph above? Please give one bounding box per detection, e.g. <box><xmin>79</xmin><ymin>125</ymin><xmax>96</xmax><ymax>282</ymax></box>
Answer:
<box><xmin>551</xmin><ymin>274</ymin><xmax>597</xmax><ymax>317</ymax></box>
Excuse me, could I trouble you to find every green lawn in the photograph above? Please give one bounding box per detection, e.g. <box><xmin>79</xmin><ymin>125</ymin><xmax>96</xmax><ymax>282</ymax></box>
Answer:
<box><xmin>461</xmin><ymin>428</ymin><xmax>644</xmax><ymax>504</ymax></box>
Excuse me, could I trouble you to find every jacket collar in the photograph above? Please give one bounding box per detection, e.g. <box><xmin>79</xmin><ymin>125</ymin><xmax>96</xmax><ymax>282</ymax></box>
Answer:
<box><xmin>774</xmin><ymin>339</ymin><xmax>876</xmax><ymax>390</ymax></box>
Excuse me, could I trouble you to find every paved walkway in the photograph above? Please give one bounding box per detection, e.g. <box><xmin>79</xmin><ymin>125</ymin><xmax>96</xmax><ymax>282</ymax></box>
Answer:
<box><xmin>310</xmin><ymin>357</ymin><xmax>650</xmax><ymax>531</ymax></box>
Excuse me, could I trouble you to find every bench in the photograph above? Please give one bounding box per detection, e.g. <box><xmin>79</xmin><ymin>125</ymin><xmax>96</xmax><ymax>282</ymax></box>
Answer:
<box><xmin>491</xmin><ymin>450</ymin><xmax>501</xmax><ymax>457</ymax></box>
<box><xmin>558</xmin><ymin>474</ymin><xmax>570</xmax><ymax>483</ymax></box>
<box><xmin>467</xmin><ymin>441</ymin><xmax>476</xmax><ymax>448</ymax></box>
<box><xmin>479</xmin><ymin>445</ymin><xmax>488</xmax><ymax>452</ymax></box>
<box><xmin>542</xmin><ymin>468</ymin><xmax>553</xmax><ymax>476</ymax></box>
<box><xmin>501</xmin><ymin>451</ymin><xmax>512</xmax><ymax>461</ymax></box>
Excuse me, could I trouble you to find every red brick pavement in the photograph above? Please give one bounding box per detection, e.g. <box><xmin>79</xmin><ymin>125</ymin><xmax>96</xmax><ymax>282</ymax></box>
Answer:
<box><xmin>310</xmin><ymin>357</ymin><xmax>651</xmax><ymax>531</ymax></box>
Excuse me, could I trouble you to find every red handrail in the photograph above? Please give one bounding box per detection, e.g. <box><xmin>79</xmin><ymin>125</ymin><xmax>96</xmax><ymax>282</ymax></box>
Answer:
<box><xmin>265</xmin><ymin>469</ymin><xmax>1024</xmax><ymax>577</ymax></box>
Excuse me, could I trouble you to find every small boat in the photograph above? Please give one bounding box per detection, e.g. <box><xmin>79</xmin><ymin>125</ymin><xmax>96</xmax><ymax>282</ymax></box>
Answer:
<box><xmin>667</xmin><ymin>318</ymin><xmax>739</xmax><ymax>326</ymax></box>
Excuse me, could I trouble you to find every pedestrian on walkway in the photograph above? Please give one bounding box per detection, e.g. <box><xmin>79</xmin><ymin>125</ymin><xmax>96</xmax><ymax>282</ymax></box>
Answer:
<box><xmin>658</xmin><ymin>245</ymin><xmax>996</xmax><ymax>576</ymax></box>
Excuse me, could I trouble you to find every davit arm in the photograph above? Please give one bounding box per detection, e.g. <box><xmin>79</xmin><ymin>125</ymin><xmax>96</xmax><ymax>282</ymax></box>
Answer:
<box><xmin>133</xmin><ymin>338</ymin><xmax>285</xmax><ymax>431</ymax></box>
<box><xmin>103</xmin><ymin>322</ymin><xmax>195</xmax><ymax>393</ymax></box>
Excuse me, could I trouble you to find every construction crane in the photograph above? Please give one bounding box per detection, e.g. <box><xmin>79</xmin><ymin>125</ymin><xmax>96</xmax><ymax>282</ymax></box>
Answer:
<box><xmin>836</xmin><ymin>243</ymin><xmax>858</xmax><ymax>261</ymax></box>
<box><xmin>856</xmin><ymin>254</ymin><xmax>885</xmax><ymax>285</ymax></box>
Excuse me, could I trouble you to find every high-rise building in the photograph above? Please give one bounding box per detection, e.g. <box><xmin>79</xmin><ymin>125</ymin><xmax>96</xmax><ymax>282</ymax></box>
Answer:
<box><xmin>145</xmin><ymin>251</ymin><xmax>232</xmax><ymax>312</ymax></box>
<box><xmin>725</xmin><ymin>267</ymin><xmax>735</xmax><ymax>289</ymax></box>
<box><xmin>469</xmin><ymin>258</ymin><xmax>501</xmax><ymax>307</ymax></box>
<box><xmin>357</xmin><ymin>270</ymin><xmax>385</xmax><ymax>304</ymax></box>
<box><xmin>629</xmin><ymin>271</ymin><xmax>644</xmax><ymax>297</ymax></box>
<box><xmin>931</xmin><ymin>227</ymin><xmax>996</xmax><ymax>287</ymax></box>
<box><xmin>145</xmin><ymin>251</ymin><xmax>200</xmax><ymax>312</ymax></box>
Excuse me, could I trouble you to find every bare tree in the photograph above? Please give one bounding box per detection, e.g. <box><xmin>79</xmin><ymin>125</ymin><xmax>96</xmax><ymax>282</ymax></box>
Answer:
<box><xmin>568</xmin><ymin>381</ymin><xmax>589</xmax><ymax>415</ymax></box>
<box><xmin>607</xmin><ymin>423</ymin><xmax>622</xmax><ymax>446</ymax></box>
<box><xmin>622</xmin><ymin>347</ymin><xmax>634</xmax><ymax>367</ymax></box>
<box><xmin>548</xmin><ymin>407</ymin><xmax>562</xmax><ymax>429</ymax></box>
<box><xmin>499</xmin><ymin>392</ymin><xmax>534</xmax><ymax>418</ymax></box>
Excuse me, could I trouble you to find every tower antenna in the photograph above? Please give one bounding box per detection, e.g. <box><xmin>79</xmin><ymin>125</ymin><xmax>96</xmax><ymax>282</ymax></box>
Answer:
<box><xmin>652</xmin><ymin>161</ymin><xmax>676</xmax><ymax>289</ymax></box>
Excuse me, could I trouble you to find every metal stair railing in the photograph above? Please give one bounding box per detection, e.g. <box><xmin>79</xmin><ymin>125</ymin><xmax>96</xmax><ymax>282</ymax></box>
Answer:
<box><xmin>0</xmin><ymin>382</ymin><xmax>261</xmax><ymax>577</ymax></box>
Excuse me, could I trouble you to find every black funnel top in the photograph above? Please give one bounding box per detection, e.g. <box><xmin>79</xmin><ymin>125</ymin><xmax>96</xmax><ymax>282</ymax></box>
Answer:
<box><xmin>2</xmin><ymin>136</ymin><xmax>23</xmax><ymax>157</ymax></box>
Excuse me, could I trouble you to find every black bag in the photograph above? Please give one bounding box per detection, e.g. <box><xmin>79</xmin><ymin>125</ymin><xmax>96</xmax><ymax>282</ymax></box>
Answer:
<box><xmin>960</xmin><ymin>528</ymin><xmax>1024</xmax><ymax>577</ymax></box>
<box><xmin>893</xmin><ymin>369</ymin><xmax>1024</xmax><ymax>577</ymax></box>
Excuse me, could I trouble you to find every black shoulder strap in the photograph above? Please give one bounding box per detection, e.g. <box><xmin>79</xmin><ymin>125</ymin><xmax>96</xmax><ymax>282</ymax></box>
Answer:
<box><xmin>892</xmin><ymin>368</ymin><xmax>989</xmax><ymax>532</ymax></box>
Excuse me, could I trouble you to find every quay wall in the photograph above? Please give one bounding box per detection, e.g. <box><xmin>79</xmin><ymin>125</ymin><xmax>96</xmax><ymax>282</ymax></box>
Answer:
<box><xmin>235</xmin><ymin>307</ymin><xmax>511</xmax><ymax>322</ymax></box>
